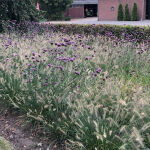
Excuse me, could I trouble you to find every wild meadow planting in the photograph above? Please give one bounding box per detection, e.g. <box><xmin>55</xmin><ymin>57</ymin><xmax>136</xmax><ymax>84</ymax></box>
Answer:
<box><xmin>0</xmin><ymin>24</ymin><xmax>150</xmax><ymax>150</ymax></box>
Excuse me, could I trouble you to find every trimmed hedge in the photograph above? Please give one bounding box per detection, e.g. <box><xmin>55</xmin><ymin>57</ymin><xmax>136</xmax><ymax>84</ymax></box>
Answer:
<box><xmin>3</xmin><ymin>21</ymin><xmax>150</xmax><ymax>43</ymax></box>
<box><xmin>43</xmin><ymin>24</ymin><xmax>150</xmax><ymax>43</ymax></box>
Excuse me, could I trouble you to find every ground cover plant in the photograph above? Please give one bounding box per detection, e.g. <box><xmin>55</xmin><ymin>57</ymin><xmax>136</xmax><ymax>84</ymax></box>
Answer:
<box><xmin>0</xmin><ymin>24</ymin><xmax>150</xmax><ymax>149</ymax></box>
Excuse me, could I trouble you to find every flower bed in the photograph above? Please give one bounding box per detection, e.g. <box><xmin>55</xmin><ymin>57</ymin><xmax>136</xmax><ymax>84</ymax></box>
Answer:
<box><xmin>0</xmin><ymin>23</ymin><xmax>150</xmax><ymax>149</ymax></box>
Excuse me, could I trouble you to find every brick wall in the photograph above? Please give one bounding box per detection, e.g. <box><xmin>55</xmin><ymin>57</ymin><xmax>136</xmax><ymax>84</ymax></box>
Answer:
<box><xmin>98</xmin><ymin>0</ymin><xmax>146</xmax><ymax>21</ymax></box>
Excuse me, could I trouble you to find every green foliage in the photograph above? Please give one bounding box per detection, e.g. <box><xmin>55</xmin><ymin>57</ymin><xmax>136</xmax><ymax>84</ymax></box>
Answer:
<box><xmin>2</xmin><ymin>22</ymin><xmax>150</xmax><ymax>150</ymax></box>
<box><xmin>132</xmin><ymin>3</ymin><xmax>139</xmax><ymax>21</ymax></box>
<box><xmin>0</xmin><ymin>0</ymin><xmax>41</xmax><ymax>31</ymax></box>
<box><xmin>117</xmin><ymin>4</ymin><xmax>124</xmax><ymax>21</ymax></box>
<box><xmin>38</xmin><ymin>0</ymin><xmax>73</xmax><ymax>20</ymax></box>
<box><xmin>124</xmin><ymin>4</ymin><xmax>131</xmax><ymax>21</ymax></box>
<box><xmin>65</xmin><ymin>16</ymin><xmax>71</xmax><ymax>21</ymax></box>
<box><xmin>37</xmin><ymin>24</ymin><xmax>150</xmax><ymax>43</ymax></box>
<box><xmin>1</xmin><ymin>27</ymin><xmax>150</xmax><ymax>149</ymax></box>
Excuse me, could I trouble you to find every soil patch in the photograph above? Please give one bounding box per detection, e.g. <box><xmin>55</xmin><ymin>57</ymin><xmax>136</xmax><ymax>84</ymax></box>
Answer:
<box><xmin>0</xmin><ymin>105</ymin><xmax>62</xmax><ymax>150</ymax></box>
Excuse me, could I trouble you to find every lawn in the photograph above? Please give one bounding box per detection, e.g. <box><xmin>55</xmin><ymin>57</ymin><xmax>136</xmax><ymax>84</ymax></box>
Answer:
<box><xmin>0</xmin><ymin>24</ymin><xmax>150</xmax><ymax>150</ymax></box>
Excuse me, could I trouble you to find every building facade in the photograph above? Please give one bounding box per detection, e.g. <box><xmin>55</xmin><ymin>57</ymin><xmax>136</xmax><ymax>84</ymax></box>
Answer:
<box><xmin>65</xmin><ymin>0</ymin><xmax>98</xmax><ymax>18</ymax></box>
<box><xmin>98</xmin><ymin>0</ymin><xmax>148</xmax><ymax>21</ymax></box>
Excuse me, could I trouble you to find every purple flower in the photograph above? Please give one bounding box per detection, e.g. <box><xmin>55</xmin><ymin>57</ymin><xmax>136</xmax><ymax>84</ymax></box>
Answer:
<box><xmin>85</xmin><ymin>57</ymin><xmax>88</xmax><ymax>60</ymax></box>
<box><xmin>48</xmin><ymin>64</ymin><xmax>53</xmax><ymax>67</ymax></box>
<box><xmin>74</xmin><ymin>54</ymin><xmax>78</xmax><ymax>58</ymax></box>
<box><xmin>32</xmin><ymin>56</ymin><xmax>35</xmax><ymax>59</ymax></box>
<box><xmin>43</xmin><ymin>49</ymin><xmax>47</xmax><ymax>53</ymax></box>
<box><xmin>59</xmin><ymin>66</ymin><xmax>63</xmax><ymax>71</ymax></box>
<box><xmin>27</xmin><ymin>64</ymin><xmax>31</xmax><ymax>66</ymax></box>
<box><xmin>70</xmin><ymin>57</ymin><xmax>75</xmax><ymax>62</ymax></box>
<box><xmin>106</xmin><ymin>74</ymin><xmax>109</xmax><ymax>79</ymax></box>
<box><xmin>96</xmin><ymin>68</ymin><xmax>101</xmax><ymax>73</ymax></box>
<box><xmin>88</xmin><ymin>46</ymin><xmax>91</xmax><ymax>49</ymax></box>
<box><xmin>38</xmin><ymin>54</ymin><xmax>41</xmax><ymax>57</ymax></box>
<box><xmin>8</xmin><ymin>39</ymin><xmax>12</xmax><ymax>45</ymax></box>
<box><xmin>32</xmin><ymin>52</ymin><xmax>35</xmax><ymax>56</ymax></box>
<box><xmin>75</xmin><ymin>71</ymin><xmax>80</xmax><ymax>75</ymax></box>
<box><xmin>25</xmin><ymin>54</ymin><xmax>28</xmax><ymax>57</ymax></box>
<box><xmin>13</xmin><ymin>53</ymin><xmax>18</xmax><ymax>57</ymax></box>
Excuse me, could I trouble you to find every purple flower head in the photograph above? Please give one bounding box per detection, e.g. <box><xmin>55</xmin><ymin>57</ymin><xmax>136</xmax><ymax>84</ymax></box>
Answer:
<box><xmin>75</xmin><ymin>71</ymin><xmax>80</xmax><ymax>75</ymax></box>
<box><xmin>43</xmin><ymin>49</ymin><xmax>47</xmax><ymax>53</ymax></box>
<box><xmin>70</xmin><ymin>57</ymin><xmax>75</xmax><ymax>62</ymax></box>
<box><xmin>59</xmin><ymin>66</ymin><xmax>63</xmax><ymax>71</ymax></box>
<box><xmin>13</xmin><ymin>53</ymin><xmax>18</xmax><ymax>57</ymax></box>
<box><xmin>8</xmin><ymin>39</ymin><xmax>12</xmax><ymax>45</ymax></box>
<box><xmin>57</xmin><ymin>43</ymin><xmax>61</xmax><ymax>47</ymax></box>
<box><xmin>106</xmin><ymin>74</ymin><xmax>109</xmax><ymax>79</ymax></box>
<box><xmin>96</xmin><ymin>68</ymin><xmax>101</xmax><ymax>73</ymax></box>
<box><xmin>25</xmin><ymin>54</ymin><xmax>28</xmax><ymax>57</ymax></box>
<box><xmin>32</xmin><ymin>56</ymin><xmax>35</xmax><ymax>59</ymax></box>
<box><xmin>85</xmin><ymin>57</ymin><xmax>88</xmax><ymax>60</ymax></box>
<box><xmin>32</xmin><ymin>52</ymin><xmax>35</xmax><ymax>56</ymax></box>
<box><xmin>27</xmin><ymin>64</ymin><xmax>31</xmax><ymax>66</ymax></box>
<box><xmin>74</xmin><ymin>54</ymin><xmax>78</xmax><ymax>58</ymax></box>
<box><xmin>48</xmin><ymin>64</ymin><xmax>53</xmax><ymax>67</ymax></box>
<box><xmin>38</xmin><ymin>54</ymin><xmax>41</xmax><ymax>57</ymax></box>
<box><xmin>94</xmin><ymin>50</ymin><xmax>96</xmax><ymax>53</ymax></box>
<box><xmin>88</xmin><ymin>46</ymin><xmax>91</xmax><ymax>49</ymax></box>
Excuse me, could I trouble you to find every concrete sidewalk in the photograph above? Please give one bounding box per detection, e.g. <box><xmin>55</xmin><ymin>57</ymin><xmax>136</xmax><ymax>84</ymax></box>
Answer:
<box><xmin>47</xmin><ymin>17</ymin><xmax>150</xmax><ymax>26</ymax></box>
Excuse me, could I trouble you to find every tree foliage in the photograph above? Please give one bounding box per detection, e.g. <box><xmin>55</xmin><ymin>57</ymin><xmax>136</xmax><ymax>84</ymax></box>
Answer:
<box><xmin>0</xmin><ymin>0</ymin><xmax>41</xmax><ymax>31</ymax></box>
<box><xmin>117</xmin><ymin>4</ymin><xmax>124</xmax><ymax>21</ymax></box>
<box><xmin>124</xmin><ymin>4</ymin><xmax>131</xmax><ymax>21</ymax></box>
<box><xmin>132</xmin><ymin>3</ymin><xmax>139</xmax><ymax>21</ymax></box>
<box><xmin>38</xmin><ymin>0</ymin><xmax>73</xmax><ymax>20</ymax></box>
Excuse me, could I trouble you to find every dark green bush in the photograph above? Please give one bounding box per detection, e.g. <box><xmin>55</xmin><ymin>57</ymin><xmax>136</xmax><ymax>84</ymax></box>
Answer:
<box><xmin>0</xmin><ymin>0</ymin><xmax>42</xmax><ymax>32</ymax></box>
<box><xmin>132</xmin><ymin>3</ymin><xmax>139</xmax><ymax>21</ymax></box>
<box><xmin>38</xmin><ymin>0</ymin><xmax>73</xmax><ymax>20</ymax></box>
<box><xmin>117</xmin><ymin>4</ymin><xmax>124</xmax><ymax>21</ymax></box>
<box><xmin>64</xmin><ymin>16</ymin><xmax>71</xmax><ymax>21</ymax></box>
<box><xmin>124</xmin><ymin>4</ymin><xmax>131</xmax><ymax>21</ymax></box>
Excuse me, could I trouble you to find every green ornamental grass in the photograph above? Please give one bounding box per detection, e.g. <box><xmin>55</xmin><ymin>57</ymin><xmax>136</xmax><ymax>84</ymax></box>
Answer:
<box><xmin>0</xmin><ymin>24</ymin><xmax>150</xmax><ymax>149</ymax></box>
